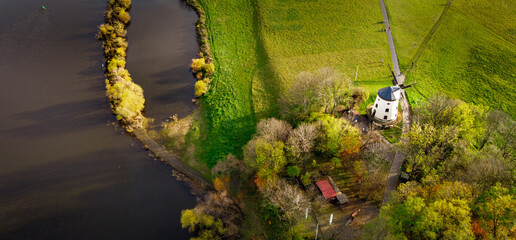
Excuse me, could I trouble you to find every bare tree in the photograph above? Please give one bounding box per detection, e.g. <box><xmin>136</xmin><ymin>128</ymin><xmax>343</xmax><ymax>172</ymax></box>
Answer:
<box><xmin>288</xmin><ymin>122</ymin><xmax>319</xmax><ymax>169</ymax></box>
<box><xmin>490</xmin><ymin>112</ymin><xmax>516</xmax><ymax>158</ymax></box>
<box><xmin>260</xmin><ymin>179</ymin><xmax>310</xmax><ymax>223</ymax></box>
<box><xmin>479</xmin><ymin>110</ymin><xmax>508</xmax><ymax>150</ymax></box>
<box><xmin>256</xmin><ymin>118</ymin><xmax>292</xmax><ymax>143</ymax></box>
<box><xmin>287</xmin><ymin>71</ymin><xmax>321</xmax><ymax>116</ymax></box>
<box><xmin>194</xmin><ymin>190</ymin><xmax>244</xmax><ymax>237</ymax></box>
<box><xmin>318</xmin><ymin>67</ymin><xmax>351</xmax><ymax>115</ymax></box>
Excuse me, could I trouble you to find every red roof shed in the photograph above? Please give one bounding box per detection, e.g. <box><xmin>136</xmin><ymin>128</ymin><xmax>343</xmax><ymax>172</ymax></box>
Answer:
<box><xmin>316</xmin><ymin>180</ymin><xmax>338</xmax><ymax>199</ymax></box>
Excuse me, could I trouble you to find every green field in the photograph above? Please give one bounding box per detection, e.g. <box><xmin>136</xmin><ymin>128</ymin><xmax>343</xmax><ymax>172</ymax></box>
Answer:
<box><xmin>195</xmin><ymin>0</ymin><xmax>394</xmax><ymax>166</ymax></box>
<box><xmin>387</xmin><ymin>0</ymin><xmax>516</xmax><ymax>116</ymax></box>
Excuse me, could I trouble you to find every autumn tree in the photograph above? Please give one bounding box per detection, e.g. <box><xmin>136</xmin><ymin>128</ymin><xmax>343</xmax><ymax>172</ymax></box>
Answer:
<box><xmin>318</xmin><ymin>67</ymin><xmax>351</xmax><ymax>115</ymax></box>
<box><xmin>349</xmin><ymin>87</ymin><xmax>369</xmax><ymax>110</ymax></box>
<box><xmin>283</xmin><ymin>67</ymin><xmax>355</xmax><ymax>120</ymax></box>
<box><xmin>286</xmin><ymin>72</ymin><xmax>321</xmax><ymax>118</ymax></box>
<box><xmin>378</xmin><ymin>181</ymin><xmax>475</xmax><ymax>240</ymax></box>
<box><xmin>244</xmin><ymin>139</ymin><xmax>287</xmax><ymax>187</ymax></box>
<box><xmin>256</xmin><ymin>118</ymin><xmax>292</xmax><ymax>143</ymax></box>
<box><xmin>413</xmin><ymin>94</ymin><xmax>485</xmax><ymax>144</ymax></box>
<box><xmin>259</xmin><ymin>179</ymin><xmax>310</xmax><ymax>223</ymax></box>
<box><xmin>474</xmin><ymin>183</ymin><xmax>516</xmax><ymax>239</ymax></box>
<box><xmin>287</xmin><ymin>122</ymin><xmax>318</xmax><ymax>169</ymax></box>
<box><xmin>311</xmin><ymin>114</ymin><xmax>361</xmax><ymax>158</ymax></box>
<box><xmin>181</xmin><ymin>209</ymin><xmax>226</xmax><ymax>240</ymax></box>
<box><xmin>402</xmin><ymin>123</ymin><xmax>459</xmax><ymax>180</ymax></box>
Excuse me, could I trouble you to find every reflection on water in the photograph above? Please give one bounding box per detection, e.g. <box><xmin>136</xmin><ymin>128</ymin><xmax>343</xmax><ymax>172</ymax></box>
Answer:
<box><xmin>127</xmin><ymin>0</ymin><xmax>198</xmax><ymax>122</ymax></box>
<box><xmin>0</xmin><ymin>0</ymin><xmax>196</xmax><ymax>239</ymax></box>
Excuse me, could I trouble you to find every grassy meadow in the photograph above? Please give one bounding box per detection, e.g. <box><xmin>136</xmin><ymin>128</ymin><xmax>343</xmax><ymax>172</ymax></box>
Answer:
<box><xmin>387</xmin><ymin>0</ymin><xmax>516</xmax><ymax>116</ymax></box>
<box><xmin>194</xmin><ymin>0</ymin><xmax>394</xmax><ymax>166</ymax></box>
<box><xmin>253</xmin><ymin>0</ymin><xmax>393</xmax><ymax>117</ymax></box>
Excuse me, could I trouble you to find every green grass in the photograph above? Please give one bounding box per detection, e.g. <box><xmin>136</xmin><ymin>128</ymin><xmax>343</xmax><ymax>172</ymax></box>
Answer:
<box><xmin>381</xmin><ymin>121</ymin><xmax>403</xmax><ymax>143</ymax></box>
<box><xmin>195</xmin><ymin>0</ymin><xmax>396</xmax><ymax>166</ymax></box>
<box><xmin>387</xmin><ymin>0</ymin><xmax>516</xmax><ymax>117</ymax></box>
<box><xmin>194</xmin><ymin>0</ymin><xmax>259</xmax><ymax>167</ymax></box>
<box><xmin>254</xmin><ymin>0</ymin><xmax>393</xmax><ymax>116</ymax></box>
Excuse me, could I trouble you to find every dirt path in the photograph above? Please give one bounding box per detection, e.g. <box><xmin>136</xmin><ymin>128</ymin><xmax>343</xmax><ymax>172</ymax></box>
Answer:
<box><xmin>378</xmin><ymin>0</ymin><xmax>411</xmax><ymax>205</ymax></box>
<box><xmin>133</xmin><ymin>129</ymin><xmax>213</xmax><ymax>190</ymax></box>
<box><xmin>379</xmin><ymin>0</ymin><xmax>401</xmax><ymax>78</ymax></box>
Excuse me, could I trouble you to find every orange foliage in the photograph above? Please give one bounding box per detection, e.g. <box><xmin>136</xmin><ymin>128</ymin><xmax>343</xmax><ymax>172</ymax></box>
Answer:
<box><xmin>472</xmin><ymin>220</ymin><xmax>488</xmax><ymax>239</ymax></box>
<box><xmin>253</xmin><ymin>175</ymin><xmax>266</xmax><ymax>189</ymax></box>
<box><xmin>340</xmin><ymin>134</ymin><xmax>361</xmax><ymax>158</ymax></box>
<box><xmin>213</xmin><ymin>175</ymin><xmax>230</xmax><ymax>192</ymax></box>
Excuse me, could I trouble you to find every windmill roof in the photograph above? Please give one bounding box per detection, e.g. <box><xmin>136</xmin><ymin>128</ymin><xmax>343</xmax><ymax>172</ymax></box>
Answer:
<box><xmin>378</xmin><ymin>86</ymin><xmax>401</xmax><ymax>101</ymax></box>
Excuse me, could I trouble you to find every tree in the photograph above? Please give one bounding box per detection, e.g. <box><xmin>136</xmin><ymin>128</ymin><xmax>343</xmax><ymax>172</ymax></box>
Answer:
<box><xmin>117</xmin><ymin>9</ymin><xmax>130</xmax><ymax>24</ymax></box>
<box><xmin>414</xmin><ymin>94</ymin><xmax>485</xmax><ymax>144</ymax></box>
<box><xmin>402</xmin><ymin>123</ymin><xmax>459</xmax><ymax>180</ymax></box>
<box><xmin>475</xmin><ymin>183</ymin><xmax>516</xmax><ymax>239</ymax></box>
<box><xmin>287</xmin><ymin>71</ymin><xmax>321</xmax><ymax>118</ymax></box>
<box><xmin>191</xmin><ymin>58</ymin><xmax>205</xmax><ymax>73</ymax></box>
<box><xmin>286</xmin><ymin>166</ymin><xmax>300</xmax><ymax>178</ymax></box>
<box><xmin>313</xmin><ymin>114</ymin><xmax>361</xmax><ymax>158</ymax></box>
<box><xmin>380</xmin><ymin>181</ymin><xmax>475</xmax><ymax>240</ymax></box>
<box><xmin>259</xmin><ymin>179</ymin><xmax>309</xmax><ymax>222</ymax></box>
<box><xmin>194</xmin><ymin>80</ymin><xmax>208</xmax><ymax>97</ymax></box>
<box><xmin>318</xmin><ymin>67</ymin><xmax>351</xmax><ymax>114</ymax></box>
<box><xmin>287</xmin><ymin>122</ymin><xmax>318</xmax><ymax>169</ymax></box>
<box><xmin>181</xmin><ymin>209</ymin><xmax>226</xmax><ymax>240</ymax></box>
<box><xmin>247</xmin><ymin>139</ymin><xmax>287</xmax><ymax>186</ymax></box>
<box><xmin>256</xmin><ymin>118</ymin><xmax>292</xmax><ymax>143</ymax></box>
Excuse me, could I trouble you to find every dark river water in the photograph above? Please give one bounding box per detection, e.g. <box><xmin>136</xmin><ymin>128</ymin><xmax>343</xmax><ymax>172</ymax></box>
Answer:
<box><xmin>0</xmin><ymin>0</ymin><xmax>197</xmax><ymax>239</ymax></box>
<box><xmin>128</xmin><ymin>0</ymin><xmax>197</xmax><ymax>122</ymax></box>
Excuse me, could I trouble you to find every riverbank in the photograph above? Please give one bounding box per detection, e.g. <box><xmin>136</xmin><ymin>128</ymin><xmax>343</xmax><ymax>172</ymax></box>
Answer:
<box><xmin>98</xmin><ymin>0</ymin><xmax>213</xmax><ymax>188</ymax></box>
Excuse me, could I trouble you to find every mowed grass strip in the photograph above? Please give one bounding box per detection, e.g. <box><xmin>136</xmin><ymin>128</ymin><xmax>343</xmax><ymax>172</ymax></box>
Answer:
<box><xmin>387</xmin><ymin>0</ymin><xmax>516</xmax><ymax>117</ymax></box>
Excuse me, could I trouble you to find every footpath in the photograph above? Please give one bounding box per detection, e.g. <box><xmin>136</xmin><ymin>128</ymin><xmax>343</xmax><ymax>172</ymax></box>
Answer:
<box><xmin>378</xmin><ymin>0</ymin><xmax>411</xmax><ymax>205</ymax></box>
<box><xmin>133</xmin><ymin>129</ymin><xmax>213</xmax><ymax>190</ymax></box>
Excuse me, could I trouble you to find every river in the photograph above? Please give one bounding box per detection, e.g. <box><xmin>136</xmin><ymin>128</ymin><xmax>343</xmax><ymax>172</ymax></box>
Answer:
<box><xmin>127</xmin><ymin>0</ymin><xmax>197</xmax><ymax>122</ymax></box>
<box><xmin>0</xmin><ymin>0</ymin><xmax>197</xmax><ymax>239</ymax></box>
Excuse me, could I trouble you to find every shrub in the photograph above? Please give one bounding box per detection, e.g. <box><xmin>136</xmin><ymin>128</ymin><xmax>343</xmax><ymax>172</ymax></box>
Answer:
<box><xmin>286</xmin><ymin>166</ymin><xmax>300</xmax><ymax>178</ymax></box>
<box><xmin>319</xmin><ymin>162</ymin><xmax>334</xmax><ymax>175</ymax></box>
<box><xmin>300</xmin><ymin>172</ymin><xmax>312</xmax><ymax>186</ymax></box>
<box><xmin>117</xmin><ymin>9</ymin><xmax>131</xmax><ymax>24</ymax></box>
<box><xmin>118</xmin><ymin>0</ymin><xmax>131</xmax><ymax>8</ymax></box>
<box><xmin>195</xmin><ymin>72</ymin><xmax>203</xmax><ymax>80</ymax></box>
<box><xmin>191</xmin><ymin>58</ymin><xmax>205</xmax><ymax>73</ymax></box>
<box><xmin>107</xmin><ymin>58</ymin><xmax>125</xmax><ymax>73</ymax></box>
<box><xmin>330</xmin><ymin>157</ymin><xmax>342</xmax><ymax>168</ymax></box>
<box><xmin>107</xmin><ymin>80</ymin><xmax>145</xmax><ymax>123</ymax></box>
<box><xmin>203</xmin><ymin>63</ymin><xmax>215</xmax><ymax>77</ymax></box>
<box><xmin>195</xmin><ymin>80</ymin><xmax>208</xmax><ymax>97</ymax></box>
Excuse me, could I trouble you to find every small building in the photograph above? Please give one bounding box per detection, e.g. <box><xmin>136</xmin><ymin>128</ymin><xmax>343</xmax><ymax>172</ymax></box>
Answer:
<box><xmin>316</xmin><ymin>177</ymin><xmax>349</xmax><ymax>205</ymax></box>
<box><xmin>371</xmin><ymin>85</ymin><xmax>401</xmax><ymax>122</ymax></box>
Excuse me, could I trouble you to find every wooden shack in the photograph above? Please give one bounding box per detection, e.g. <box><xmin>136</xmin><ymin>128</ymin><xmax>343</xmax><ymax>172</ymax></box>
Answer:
<box><xmin>316</xmin><ymin>176</ymin><xmax>349</xmax><ymax>205</ymax></box>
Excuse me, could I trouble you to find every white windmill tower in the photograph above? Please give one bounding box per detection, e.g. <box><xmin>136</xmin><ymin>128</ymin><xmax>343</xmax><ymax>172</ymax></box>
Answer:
<box><xmin>371</xmin><ymin>85</ymin><xmax>401</xmax><ymax>122</ymax></box>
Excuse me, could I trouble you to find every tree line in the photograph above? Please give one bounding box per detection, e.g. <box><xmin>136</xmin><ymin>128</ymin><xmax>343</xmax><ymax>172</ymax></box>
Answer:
<box><xmin>366</xmin><ymin>95</ymin><xmax>516</xmax><ymax>240</ymax></box>
<box><xmin>97</xmin><ymin>0</ymin><xmax>146</xmax><ymax>130</ymax></box>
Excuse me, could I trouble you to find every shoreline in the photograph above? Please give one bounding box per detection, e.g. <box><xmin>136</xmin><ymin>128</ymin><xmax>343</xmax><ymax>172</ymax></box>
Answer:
<box><xmin>98</xmin><ymin>0</ymin><xmax>213</xmax><ymax>189</ymax></box>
